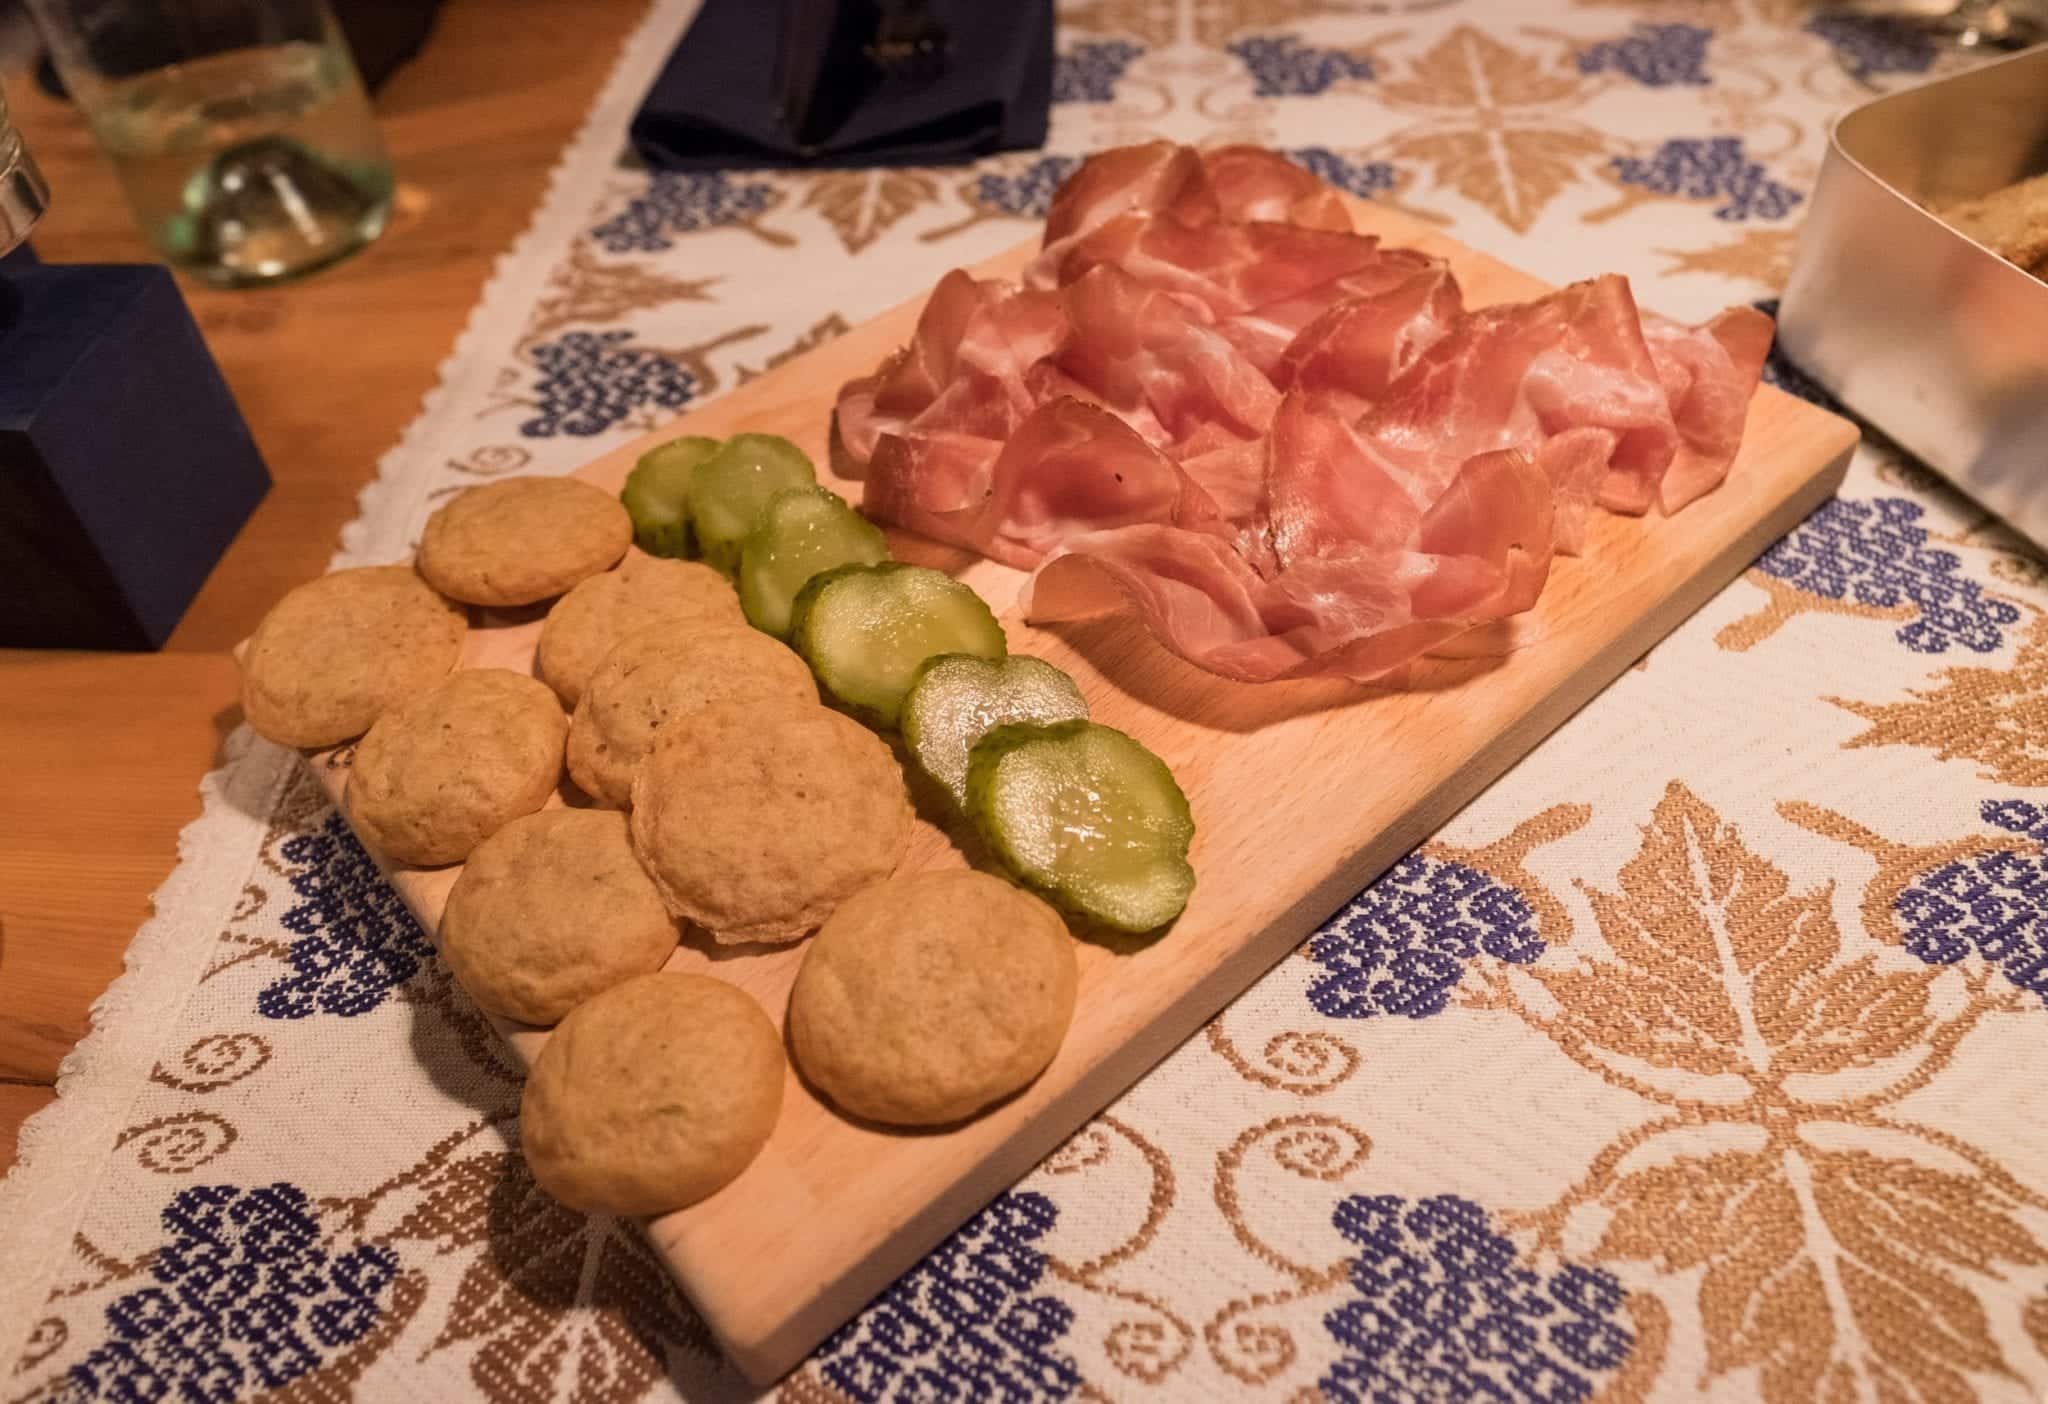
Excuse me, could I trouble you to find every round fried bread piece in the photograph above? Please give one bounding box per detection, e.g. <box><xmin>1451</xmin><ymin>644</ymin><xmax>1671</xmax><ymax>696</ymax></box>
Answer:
<box><xmin>790</xmin><ymin>871</ymin><xmax>1077</xmax><ymax>1125</ymax></box>
<box><xmin>567</xmin><ymin>624</ymin><xmax>817</xmax><ymax>809</ymax></box>
<box><xmin>629</xmin><ymin>699</ymin><xmax>912</xmax><ymax>943</ymax></box>
<box><xmin>537</xmin><ymin>555</ymin><xmax>745</xmax><ymax>707</ymax></box>
<box><xmin>440</xmin><ymin>809</ymin><xmax>679</xmax><ymax>1025</ymax></box>
<box><xmin>418</xmin><ymin>476</ymin><xmax>631</xmax><ymax>606</ymax></box>
<box><xmin>241</xmin><ymin>566</ymin><xmax>466</xmax><ymax>748</ymax></box>
<box><xmin>347</xmin><ymin>669</ymin><xmax>567</xmax><ymax>866</ymax></box>
<box><xmin>521</xmin><ymin>973</ymin><xmax>784</xmax><ymax>1215</ymax></box>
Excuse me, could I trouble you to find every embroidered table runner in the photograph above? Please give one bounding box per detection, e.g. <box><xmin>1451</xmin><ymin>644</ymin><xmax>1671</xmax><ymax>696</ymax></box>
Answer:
<box><xmin>6</xmin><ymin>3</ymin><xmax>2046</xmax><ymax>1401</ymax></box>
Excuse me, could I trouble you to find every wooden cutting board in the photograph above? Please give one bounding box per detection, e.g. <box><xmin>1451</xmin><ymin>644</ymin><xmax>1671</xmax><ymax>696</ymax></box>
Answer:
<box><xmin>301</xmin><ymin>201</ymin><xmax>1857</xmax><ymax>1383</ymax></box>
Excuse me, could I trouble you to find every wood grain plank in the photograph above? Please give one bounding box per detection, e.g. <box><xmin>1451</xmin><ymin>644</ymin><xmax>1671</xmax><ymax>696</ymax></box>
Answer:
<box><xmin>0</xmin><ymin>653</ymin><xmax>242</xmax><ymax>1082</ymax></box>
<box><xmin>300</xmin><ymin>202</ymin><xmax>1860</xmax><ymax>1382</ymax></box>
<box><xmin>0</xmin><ymin>0</ymin><xmax>648</xmax><ymax>1113</ymax></box>
<box><xmin>0</xmin><ymin>1084</ymin><xmax>57</xmax><ymax>1180</ymax></box>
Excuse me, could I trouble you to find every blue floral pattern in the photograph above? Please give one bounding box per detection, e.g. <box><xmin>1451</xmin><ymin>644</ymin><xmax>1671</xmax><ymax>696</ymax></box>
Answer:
<box><xmin>814</xmin><ymin>1192</ymin><xmax>1080</xmax><ymax>1402</ymax></box>
<box><xmin>258</xmin><ymin>813</ymin><xmax>434</xmax><ymax>1021</ymax></box>
<box><xmin>520</xmin><ymin>330</ymin><xmax>698</xmax><ymax>438</ymax></box>
<box><xmin>1052</xmin><ymin>40</ymin><xmax>1144</xmax><ymax>103</ymax></box>
<box><xmin>1805</xmin><ymin>12</ymin><xmax>1937</xmax><ymax>80</ymax></box>
<box><xmin>1306</xmin><ymin>852</ymin><xmax>1546</xmax><ymax>1020</ymax></box>
<box><xmin>1578</xmin><ymin>24</ymin><xmax>1712</xmax><ymax>86</ymax></box>
<box><xmin>1228</xmin><ymin>35</ymin><xmax>1375</xmax><ymax>97</ymax></box>
<box><xmin>55</xmin><ymin>1183</ymin><xmax>400</xmax><ymax>1403</ymax></box>
<box><xmin>1322</xmin><ymin>1195</ymin><xmax>1634</xmax><ymax>1403</ymax></box>
<box><xmin>587</xmin><ymin>171</ymin><xmax>781</xmax><ymax>254</ymax></box>
<box><xmin>1288</xmin><ymin>147</ymin><xmax>1400</xmax><ymax>201</ymax></box>
<box><xmin>1755</xmin><ymin>497</ymin><xmax>2021</xmax><ymax>654</ymax></box>
<box><xmin>1895</xmin><ymin>799</ymin><xmax>2048</xmax><ymax>1005</ymax></box>
<box><xmin>1610</xmin><ymin>137</ymin><xmax>1802</xmax><ymax>222</ymax></box>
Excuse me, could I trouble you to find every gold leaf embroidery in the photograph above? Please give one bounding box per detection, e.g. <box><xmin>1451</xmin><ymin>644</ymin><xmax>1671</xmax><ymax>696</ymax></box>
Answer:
<box><xmin>1373</xmin><ymin>27</ymin><xmax>1604</xmax><ymax>232</ymax></box>
<box><xmin>1600</xmin><ymin>1151</ymin><xmax>1829</xmax><ymax>1394</ymax></box>
<box><xmin>522</xmin><ymin>242</ymin><xmax>716</xmax><ymax>348</ymax></box>
<box><xmin>425</xmin><ymin>1152</ymin><xmax>714</xmax><ymax>1401</ymax></box>
<box><xmin>1388</xmin><ymin>126</ymin><xmax>1607</xmax><ymax>233</ymax></box>
<box><xmin>1829</xmin><ymin>612</ymin><xmax>2048</xmax><ymax>788</ymax></box>
<box><xmin>1530</xmin><ymin>782</ymin><xmax>1934</xmax><ymax>1084</ymax></box>
<box><xmin>1191</xmin><ymin>0</ymin><xmax>1354</xmax><ymax>47</ymax></box>
<box><xmin>1378</xmin><ymin>25</ymin><xmax>1582</xmax><ymax>109</ymax></box>
<box><xmin>1061</xmin><ymin>0</ymin><xmax>1178</xmax><ymax>46</ymax></box>
<box><xmin>2026</xmin><ymin>1291</ymin><xmax>2048</xmax><ymax>1361</ymax></box>
<box><xmin>1658</xmin><ymin>229</ymin><xmax>1799</xmax><ymax>289</ymax></box>
<box><xmin>1811</xmin><ymin>1149</ymin><xmax>2038</xmax><ymax>1400</ymax></box>
<box><xmin>1716</xmin><ymin>572</ymin><xmax>1915</xmax><ymax>654</ymax></box>
<box><xmin>1512</xmin><ymin>784</ymin><xmax>2048</xmax><ymax>1404</ymax></box>
<box><xmin>736</xmin><ymin>313</ymin><xmax>853</xmax><ymax>385</ymax></box>
<box><xmin>803</xmin><ymin>170</ymin><xmax>942</xmax><ymax>254</ymax></box>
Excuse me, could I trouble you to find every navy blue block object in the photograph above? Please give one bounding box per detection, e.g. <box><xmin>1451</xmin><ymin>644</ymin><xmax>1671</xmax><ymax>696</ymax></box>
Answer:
<box><xmin>0</xmin><ymin>263</ymin><xmax>270</xmax><ymax>649</ymax></box>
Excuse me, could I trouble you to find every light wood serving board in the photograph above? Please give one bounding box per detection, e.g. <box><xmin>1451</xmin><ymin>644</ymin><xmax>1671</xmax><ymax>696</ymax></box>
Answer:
<box><xmin>302</xmin><ymin>201</ymin><xmax>1857</xmax><ymax>1383</ymax></box>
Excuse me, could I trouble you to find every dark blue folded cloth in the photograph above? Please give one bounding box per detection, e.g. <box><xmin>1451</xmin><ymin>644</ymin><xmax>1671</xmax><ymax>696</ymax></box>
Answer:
<box><xmin>630</xmin><ymin>0</ymin><xmax>1052</xmax><ymax>170</ymax></box>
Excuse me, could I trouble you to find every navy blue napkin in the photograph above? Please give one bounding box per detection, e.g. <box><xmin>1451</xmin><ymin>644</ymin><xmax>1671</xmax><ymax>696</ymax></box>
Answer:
<box><xmin>630</xmin><ymin>0</ymin><xmax>1053</xmax><ymax>170</ymax></box>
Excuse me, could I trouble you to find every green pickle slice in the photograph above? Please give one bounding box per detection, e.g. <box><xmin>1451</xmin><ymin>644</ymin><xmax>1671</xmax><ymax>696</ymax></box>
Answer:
<box><xmin>789</xmin><ymin>563</ymin><xmax>1006</xmax><ymax>728</ymax></box>
<box><xmin>688</xmin><ymin>433</ymin><xmax>819</xmax><ymax>574</ymax></box>
<box><xmin>619</xmin><ymin>436</ymin><xmax>721</xmax><ymax>558</ymax></box>
<box><xmin>738</xmin><ymin>488</ymin><xmax>891</xmax><ymax>639</ymax></box>
<box><xmin>966</xmin><ymin>720</ymin><xmax>1195</xmax><ymax>933</ymax></box>
<box><xmin>901</xmin><ymin>655</ymin><xmax>1089</xmax><ymax>804</ymax></box>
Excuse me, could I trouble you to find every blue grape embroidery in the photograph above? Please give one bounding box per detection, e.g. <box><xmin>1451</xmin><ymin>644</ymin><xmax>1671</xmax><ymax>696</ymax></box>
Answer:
<box><xmin>588</xmin><ymin>171</ymin><xmax>782</xmax><ymax>254</ymax></box>
<box><xmin>1610</xmin><ymin>137</ymin><xmax>1801</xmax><ymax>222</ymax></box>
<box><xmin>1288</xmin><ymin>147</ymin><xmax>1399</xmax><ymax>202</ymax></box>
<box><xmin>1578</xmin><ymin>24</ymin><xmax>1712</xmax><ymax>87</ymax></box>
<box><xmin>520</xmin><ymin>330</ymin><xmax>698</xmax><ymax>438</ymax></box>
<box><xmin>1322</xmin><ymin>1194</ymin><xmax>1634</xmax><ymax>1403</ymax></box>
<box><xmin>54</xmin><ymin>1183</ymin><xmax>400</xmax><ymax>1403</ymax></box>
<box><xmin>1307</xmin><ymin>852</ymin><xmax>1546</xmax><ymax>1020</ymax></box>
<box><xmin>1805</xmin><ymin>12</ymin><xmax>1936</xmax><ymax>80</ymax></box>
<box><xmin>1754</xmin><ymin>497</ymin><xmax>2021</xmax><ymax>655</ymax></box>
<box><xmin>967</xmin><ymin>156</ymin><xmax>1084</xmax><ymax>220</ymax></box>
<box><xmin>814</xmin><ymin>1191</ymin><xmax>1081</xmax><ymax>1402</ymax></box>
<box><xmin>1894</xmin><ymin>799</ymin><xmax>2048</xmax><ymax>1005</ymax></box>
<box><xmin>1053</xmin><ymin>41</ymin><xmax>1144</xmax><ymax>103</ymax></box>
<box><xmin>1228</xmin><ymin>35</ymin><xmax>1375</xmax><ymax>97</ymax></box>
<box><xmin>258</xmin><ymin>812</ymin><xmax>434</xmax><ymax>1020</ymax></box>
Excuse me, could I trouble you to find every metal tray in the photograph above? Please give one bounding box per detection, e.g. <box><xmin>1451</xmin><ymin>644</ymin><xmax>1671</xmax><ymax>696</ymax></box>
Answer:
<box><xmin>1778</xmin><ymin>42</ymin><xmax>2048</xmax><ymax>550</ymax></box>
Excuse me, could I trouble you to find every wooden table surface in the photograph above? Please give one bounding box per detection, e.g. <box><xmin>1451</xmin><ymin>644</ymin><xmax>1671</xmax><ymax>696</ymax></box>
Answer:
<box><xmin>0</xmin><ymin>0</ymin><xmax>650</xmax><ymax>1175</ymax></box>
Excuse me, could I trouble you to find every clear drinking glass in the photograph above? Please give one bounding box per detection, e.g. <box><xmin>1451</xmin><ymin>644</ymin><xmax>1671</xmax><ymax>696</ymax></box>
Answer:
<box><xmin>1</xmin><ymin>87</ymin><xmax>52</xmax><ymax>255</ymax></box>
<box><xmin>26</xmin><ymin>0</ymin><xmax>394</xmax><ymax>286</ymax></box>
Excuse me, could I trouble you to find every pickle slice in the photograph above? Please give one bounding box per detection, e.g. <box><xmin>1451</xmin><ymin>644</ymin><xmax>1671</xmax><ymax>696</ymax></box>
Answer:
<box><xmin>738</xmin><ymin>488</ymin><xmax>890</xmax><ymax>639</ymax></box>
<box><xmin>966</xmin><ymin>720</ymin><xmax>1194</xmax><ymax>933</ymax></box>
<box><xmin>789</xmin><ymin>563</ymin><xmax>1006</xmax><ymax>728</ymax></box>
<box><xmin>901</xmin><ymin>654</ymin><xmax>1088</xmax><ymax>804</ymax></box>
<box><xmin>619</xmin><ymin>435</ymin><xmax>720</xmax><ymax>558</ymax></box>
<box><xmin>688</xmin><ymin>433</ymin><xmax>818</xmax><ymax>574</ymax></box>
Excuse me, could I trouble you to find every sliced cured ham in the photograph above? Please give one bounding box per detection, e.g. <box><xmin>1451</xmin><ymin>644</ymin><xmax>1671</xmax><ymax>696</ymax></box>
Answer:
<box><xmin>1200</xmin><ymin>144</ymin><xmax>1354</xmax><ymax>231</ymax></box>
<box><xmin>835</xmin><ymin>272</ymin><xmax>1066</xmax><ymax>473</ymax></box>
<box><xmin>865</xmin><ymin>400</ymin><xmax>1223</xmax><ymax>572</ymax></box>
<box><xmin>834</xmin><ymin>142</ymin><xmax>1774</xmax><ymax>684</ymax></box>
<box><xmin>1022</xmin><ymin>447</ymin><xmax>1551</xmax><ymax>683</ymax></box>
<box><xmin>1273</xmin><ymin>258</ymin><xmax>1464</xmax><ymax>409</ymax></box>
<box><xmin>1641</xmin><ymin>306</ymin><xmax>1774</xmax><ymax>512</ymax></box>
<box><xmin>1055</xmin><ymin>264</ymin><xmax>1281</xmax><ymax>451</ymax></box>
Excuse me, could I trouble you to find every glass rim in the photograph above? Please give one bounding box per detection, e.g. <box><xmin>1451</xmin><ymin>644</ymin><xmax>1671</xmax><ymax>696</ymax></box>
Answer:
<box><xmin>0</xmin><ymin>106</ymin><xmax>50</xmax><ymax>255</ymax></box>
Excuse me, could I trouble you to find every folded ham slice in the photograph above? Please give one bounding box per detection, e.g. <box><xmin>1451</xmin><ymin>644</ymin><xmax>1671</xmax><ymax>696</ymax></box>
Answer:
<box><xmin>833</xmin><ymin>143</ymin><xmax>1772</xmax><ymax>683</ymax></box>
